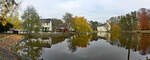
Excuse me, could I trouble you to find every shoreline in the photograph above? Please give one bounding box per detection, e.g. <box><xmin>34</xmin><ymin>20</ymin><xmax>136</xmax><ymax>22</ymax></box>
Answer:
<box><xmin>125</xmin><ymin>30</ymin><xmax>150</xmax><ymax>33</ymax></box>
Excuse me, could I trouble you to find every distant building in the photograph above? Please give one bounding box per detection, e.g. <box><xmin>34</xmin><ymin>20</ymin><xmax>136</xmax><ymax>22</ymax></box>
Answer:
<box><xmin>88</xmin><ymin>21</ymin><xmax>102</xmax><ymax>31</ymax></box>
<box><xmin>97</xmin><ymin>21</ymin><xmax>111</xmax><ymax>32</ymax></box>
<box><xmin>55</xmin><ymin>24</ymin><xmax>68</xmax><ymax>32</ymax></box>
<box><xmin>40</xmin><ymin>19</ymin><xmax>53</xmax><ymax>32</ymax></box>
<box><xmin>40</xmin><ymin>18</ymin><xmax>63</xmax><ymax>32</ymax></box>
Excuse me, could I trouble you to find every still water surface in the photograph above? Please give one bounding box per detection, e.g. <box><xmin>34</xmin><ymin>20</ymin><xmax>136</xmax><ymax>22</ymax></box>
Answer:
<box><xmin>14</xmin><ymin>33</ymin><xmax>150</xmax><ymax>60</ymax></box>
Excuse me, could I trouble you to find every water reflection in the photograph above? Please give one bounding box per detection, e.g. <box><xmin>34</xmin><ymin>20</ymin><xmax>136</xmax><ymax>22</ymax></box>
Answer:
<box><xmin>15</xmin><ymin>38</ymin><xmax>51</xmax><ymax>60</ymax></box>
<box><xmin>97</xmin><ymin>32</ymin><xmax>150</xmax><ymax>60</ymax></box>
<box><xmin>101</xmin><ymin>33</ymin><xmax>150</xmax><ymax>55</ymax></box>
<box><xmin>15</xmin><ymin>35</ymin><xmax>72</xmax><ymax>60</ymax></box>
<box><xmin>139</xmin><ymin>34</ymin><xmax>150</xmax><ymax>55</ymax></box>
<box><xmin>14</xmin><ymin>32</ymin><xmax>150</xmax><ymax>60</ymax></box>
<box><xmin>68</xmin><ymin>34</ymin><xmax>93</xmax><ymax>52</ymax></box>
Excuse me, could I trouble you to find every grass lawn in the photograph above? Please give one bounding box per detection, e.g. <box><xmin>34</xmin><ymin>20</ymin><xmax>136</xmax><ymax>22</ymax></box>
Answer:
<box><xmin>0</xmin><ymin>34</ymin><xmax>12</xmax><ymax>40</ymax></box>
<box><xmin>126</xmin><ymin>30</ymin><xmax>150</xmax><ymax>33</ymax></box>
<box><xmin>0</xmin><ymin>34</ymin><xmax>5</xmax><ymax>39</ymax></box>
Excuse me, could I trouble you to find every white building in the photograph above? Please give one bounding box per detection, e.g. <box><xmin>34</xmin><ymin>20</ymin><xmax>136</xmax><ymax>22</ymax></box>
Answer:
<box><xmin>40</xmin><ymin>19</ymin><xmax>53</xmax><ymax>32</ymax></box>
<box><xmin>97</xmin><ymin>32</ymin><xmax>111</xmax><ymax>40</ymax></box>
<box><xmin>97</xmin><ymin>21</ymin><xmax>111</xmax><ymax>32</ymax></box>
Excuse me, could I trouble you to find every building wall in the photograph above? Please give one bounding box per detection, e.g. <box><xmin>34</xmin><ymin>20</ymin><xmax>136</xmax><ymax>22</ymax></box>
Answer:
<box><xmin>97</xmin><ymin>26</ymin><xmax>107</xmax><ymax>32</ymax></box>
<box><xmin>41</xmin><ymin>21</ymin><xmax>52</xmax><ymax>31</ymax></box>
<box><xmin>106</xmin><ymin>21</ymin><xmax>111</xmax><ymax>31</ymax></box>
<box><xmin>49</xmin><ymin>21</ymin><xmax>52</xmax><ymax>31</ymax></box>
<box><xmin>97</xmin><ymin>22</ymin><xmax>111</xmax><ymax>32</ymax></box>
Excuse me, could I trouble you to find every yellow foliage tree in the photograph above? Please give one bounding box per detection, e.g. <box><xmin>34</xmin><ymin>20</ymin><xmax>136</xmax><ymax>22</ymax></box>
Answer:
<box><xmin>7</xmin><ymin>12</ymin><xmax>23</xmax><ymax>30</ymax></box>
<box><xmin>73</xmin><ymin>16</ymin><xmax>92</xmax><ymax>32</ymax></box>
<box><xmin>0</xmin><ymin>0</ymin><xmax>19</xmax><ymax>26</ymax></box>
<box><xmin>111</xmin><ymin>24</ymin><xmax>121</xmax><ymax>32</ymax></box>
<box><xmin>137</xmin><ymin>25</ymin><xmax>142</xmax><ymax>30</ymax></box>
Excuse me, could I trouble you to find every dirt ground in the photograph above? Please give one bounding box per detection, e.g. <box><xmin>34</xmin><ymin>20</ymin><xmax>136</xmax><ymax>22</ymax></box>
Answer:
<box><xmin>0</xmin><ymin>34</ymin><xmax>24</xmax><ymax>60</ymax></box>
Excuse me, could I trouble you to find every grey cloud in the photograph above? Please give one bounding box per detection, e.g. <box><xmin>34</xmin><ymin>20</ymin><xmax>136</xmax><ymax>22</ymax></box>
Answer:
<box><xmin>20</xmin><ymin>0</ymin><xmax>150</xmax><ymax>23</ymax></box>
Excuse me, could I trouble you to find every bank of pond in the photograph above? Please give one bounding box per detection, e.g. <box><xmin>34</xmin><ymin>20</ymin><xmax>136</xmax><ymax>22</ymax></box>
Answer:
<box><xmin>1</xmin><ymin>32</ymin><xmax>150</xmax><ymax>60</ymax></box>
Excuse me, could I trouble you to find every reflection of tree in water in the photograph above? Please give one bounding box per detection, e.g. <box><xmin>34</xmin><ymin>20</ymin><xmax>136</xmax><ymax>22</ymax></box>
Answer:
<box><xmin>15</xmin><ymin>35</ymin><xmax>69</xmax><ymax>60</ymax></box>
<box><xmin>106</xmin><ymin>33</ymin><xmax>140</xmax><ymax>50</ymax></box>
<box><xmin>97</xmin><ymin>33</ymin><xmax>150</xmax><ymax>60</ymax></box>
<box><xmin>51</xmin><ymin>36</ymin><xmax>66</xmax><ymax>45</ymax></box>
<box><xmin>119</xmin><ymin>33</ymin><xmax>139</xmax><ymax>50</ymax></box>
<box><xmin>15</xmin><ymin>38</ymin><xmax>51</xmax><ymax>60</ymax></box>
<box><xmin>103</xmin><ymin>33</ymin><xmax>150</xmax><ymax>55</ymax></box>
<box><xmin>90</xmin><ymin>33</ymin><xmax>99</xmax><ymax>41</ymax></box>
<box><xmin>138</xmin><ymin>34</ymin><xmax>150</xmax><ymax>55</ymax></box>
<box><xmin>68</xmin><ymin>34</ymin><xmax>93</xmax><ymax>52</ymax></box>
<box><xmin>118</xmin><ymin>33</ymin><xmax>150</xmax><ymax>55</ymax></box>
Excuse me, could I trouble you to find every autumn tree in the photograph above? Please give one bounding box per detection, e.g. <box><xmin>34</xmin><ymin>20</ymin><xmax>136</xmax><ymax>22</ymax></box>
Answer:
<box><xmin>73</xmin><ymin>16</ymin><xmax>92</xmax><ymax>32</ymax></box>
<box><xmin>7</xmin><ymin>12</ymin><xmax>22</xmax><ymax>30</ymax></box>
<box><xmin>138</xmin><ymin>8</ymin><xmax>149</xmax><ymax>30</ymax></box>
<box><xmin>111</xmin><ymin>24</ymin><xmax>121</xmax><ymax>32</ymax></box>
<box><xmin>0</xmin><ymin>0</ymin><xmax>19</xmax><ymax>26</ymax></box>
<box><xmin>22</xmin><ymin>6</ymin><xmax>41</xmax><ymax>34</ymax></box>
<box><xmin>109</xmin><ymin>11</ymin><xmax>138</xmax><ymax>31</ymax></box>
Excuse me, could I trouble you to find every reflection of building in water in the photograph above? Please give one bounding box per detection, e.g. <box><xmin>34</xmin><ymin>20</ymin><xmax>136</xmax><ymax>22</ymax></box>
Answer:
<box><xmin>15</xmin><ymin>38</ymin><xmax>52</xmax><ymax>60</ymax></box>
<box><xmin>30</xmin><ymin>38</ymin><xmax>52</xmax><ymax>45</ymax></box>
<box><xmin>97</xmin><ymin>32</ymin><xmax>111</xmax><ymax>40</ymax></box>
<box><xmin>15</xmin><ymin>35</ymin><xmax>68</xmax><ymax>60</ymax></box>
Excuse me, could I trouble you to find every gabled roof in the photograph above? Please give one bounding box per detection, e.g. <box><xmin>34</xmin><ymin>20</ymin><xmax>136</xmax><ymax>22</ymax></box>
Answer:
<box><xmin>56</xmin><ymin>24</ymin><xmax>67</xmax><ymax>28</ymax></box>
<box><xmin>40</xmin><ymin>18</ymin><xmax>62</xmax><ymax>24</ymax></box>
<box><xmin>40</xmin><ymin>19</ymin><xmax>52</xmax><ymax>23</ymax></box>
<box><xmin>98</xmin><ymin>23</ymin><xmax>107</xmax><ymax>26</ymax></box>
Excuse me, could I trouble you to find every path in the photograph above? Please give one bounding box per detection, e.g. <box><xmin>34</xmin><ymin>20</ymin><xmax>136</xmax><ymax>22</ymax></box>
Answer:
<box><xmin>0</xmin><ymin>34</ymin><xmax>24</xmax><ymax>60</ymax></box>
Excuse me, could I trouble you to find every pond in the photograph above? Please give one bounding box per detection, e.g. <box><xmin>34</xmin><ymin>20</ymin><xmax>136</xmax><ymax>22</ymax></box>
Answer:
<box><xmin>14</xmin><ymin>32</ymin><xmax>150</xmax><ymax>60</ymax></box>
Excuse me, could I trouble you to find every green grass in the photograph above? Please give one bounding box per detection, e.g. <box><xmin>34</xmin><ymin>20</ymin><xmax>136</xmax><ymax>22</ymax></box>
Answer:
<box><xmin>111</xmin><ymin>30</ymin><xmax>150</xmax><ymax>33</ymax></box>
<box><xmin>131</xmin><ymin>30</ymin><xmax>150</xmax><ymax>33</ymax></box>
<box><xmin>0</xmin><ymin>34</ymin><xmax>5</xmax><ymax>39</ymax></box>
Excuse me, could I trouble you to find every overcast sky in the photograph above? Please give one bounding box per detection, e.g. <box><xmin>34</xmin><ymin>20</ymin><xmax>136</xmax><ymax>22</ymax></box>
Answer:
<box><xmin>20</xmin><ymin>0</ymin><xmax>150</xmax><ymax>23</ymax></box>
